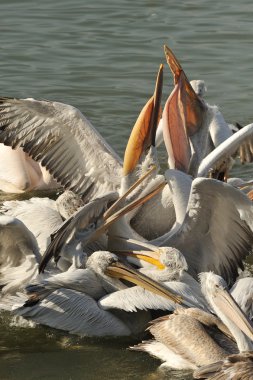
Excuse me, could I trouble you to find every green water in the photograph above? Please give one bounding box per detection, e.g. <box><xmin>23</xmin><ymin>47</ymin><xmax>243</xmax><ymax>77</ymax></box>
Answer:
<box><xmin>0</xmin><ymin>0</ymin><xmax>253</xmax><ymax>378</ymax></box>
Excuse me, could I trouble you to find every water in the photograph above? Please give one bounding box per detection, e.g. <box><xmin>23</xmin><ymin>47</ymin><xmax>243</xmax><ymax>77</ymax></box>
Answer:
<box><xmin>0</xmin><ymin>0</ymin><xmax>253</xmax><ymax>378</ymax></box>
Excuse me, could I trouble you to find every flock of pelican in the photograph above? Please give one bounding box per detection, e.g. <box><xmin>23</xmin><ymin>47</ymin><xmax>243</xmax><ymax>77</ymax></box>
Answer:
<box><xmin>0</xmin><ymin>45</ymin><xmax>253</xmax><ymax>379</ymax></box>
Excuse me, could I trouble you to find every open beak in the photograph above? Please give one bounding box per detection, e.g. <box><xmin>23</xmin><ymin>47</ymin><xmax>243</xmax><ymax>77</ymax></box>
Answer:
<box><xmin>164</xmin><ymin>45</ymin><xmax>183</xmax><ymax>85</ymax></box>
<box><xmin>123</xmin><ymin>64</ymin><xmax>163</xmax><ymax>176</ymax></box>
<box><xmin>163</xmin><ymin>45</ymin><xmax>207</xmax><ymax>173</ymax></box>
<box><xmin>164</xmin><ymin>44</ymin><xmax>206</xmax><ymax>136</ymax></box>
<box><xmin>163</xmin><ymin>72</ymin><xmax>192</xmax><ymax>172</ymax></box>
<box><xmin>164</xmin><ymin>44</ymin><xmax>207</xmax><ymax>136</ymax></box>
<box><xmin>214</xmin><ymin>287</ymin><xmax>253</xmax><ymax>341</ymax></box>
<box><xmin>105</xmin><ymin>261</ymin><xmax>182</xmax><ymax>304</ymax></box>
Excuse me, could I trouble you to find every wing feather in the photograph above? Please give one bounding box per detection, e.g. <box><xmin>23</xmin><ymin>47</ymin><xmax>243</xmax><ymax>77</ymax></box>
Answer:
<box><xmin>230</xmin><ymin>277</ymin><xmax>253</xmax><ymax>319</ymax></box>
<box><xmin>148</xmin><ymin>314</ymin><xmax>226</xmax><ymax>366</ymax></box>
<box><xmin>7</xmin><ymin>288</ymin><xmax>131</xmax><ymax>337</ymax></box>
<box><xmin>26</xmin><ymin>268</ymin><xmax>107</xmax><ymax>301</ymax></box>
<box><xmin>99</xmin><ymin>281</ymin><xmax>208</xmax><ymax>312</ymax></box>
<box><xmin>0</xmin><ymin>97</ymin><xmax>122</xmax><ymax>197</ymax></box>
<box><xmin>162</xmin><ymin>178</ymin><xmax>253</xmax><ymax>286</ymax></box>
<box><xmin>198</xmin><ymin>123</ymin><xmax>253</xmax><ymax>177</ymax></box>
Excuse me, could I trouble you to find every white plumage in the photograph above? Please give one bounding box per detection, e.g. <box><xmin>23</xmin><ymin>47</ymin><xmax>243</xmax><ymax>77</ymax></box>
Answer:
<box><xmin>0</xmin><ymin>215</ymin><xmax>40</xmax><ymax>295</ymax></box>
<box><xmin>113</xmin><ymin>170</ymin><xmax>253</xmax><ymax>286</ymax></box>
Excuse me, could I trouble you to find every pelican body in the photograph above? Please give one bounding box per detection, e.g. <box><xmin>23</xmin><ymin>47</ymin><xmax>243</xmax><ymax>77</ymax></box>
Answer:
<box><xmin>131</xmin><ymin>272</ymin><xmax>253</xmax><ymax>372</ymax></box>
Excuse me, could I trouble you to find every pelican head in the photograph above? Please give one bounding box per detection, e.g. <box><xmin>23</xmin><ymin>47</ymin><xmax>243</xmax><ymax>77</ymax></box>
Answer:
<box><xmin>159</xmin><ymin>247</ymin><xmax>188</xmax><ymax>273</ymax></box>
<box><xmin>190</xmin><ymin>80</ymin><xmax>207</xmax><ymax>98</ymax></box>
<box><xmin>115</xmin><ymin>246</ymin><xmax>188</xmax><ymax>278</ymax></box>
<box><xmin>86</xmin><ymin>251</ymin><xmax>119</xmax><ymax>275</ymax></box>
<box><xmin>199</xmin><ymin>272</ymin><xmax>228</xmax><ymax>299</ymax></box>
<box><xmin>199</xmin><ymin>272</ymin><xmax>253</xmax><ymax>351</ymax></box>
<box><xmin>56</xmin><ymin>190</ymin><xmax>84</xmax><ymax>220</ymax></box>
<box><xmin>86</xmin><ymin>251</ymin><xmax>183</xmax><ymax>304</ymax></box>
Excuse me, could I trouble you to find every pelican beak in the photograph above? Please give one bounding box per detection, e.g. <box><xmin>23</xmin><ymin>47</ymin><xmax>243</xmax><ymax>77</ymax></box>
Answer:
<box><xmin>164</xmin><ymin>45</ymin><xmax>183</xmax><ymax>85</ymax></box>
<box><xmin>105</xmin><ymin>261</ymin><xmax>182</xmax><ymax>304</ymax></box>
<box><xmin>88</xmin><ymin>180</ymin><xmax>166</xmax><ymax>242</ymax></box>
<box><xmin>164</xmin><ymin>46</ymin><xmax>207</xmax><ymax>146</ymax></box>
<box><xmin>163</xmin><ymin>73</ymin><xmax>192</xmax><ymax>172</ymax></box>
<box><xmin>103</xmin><ymin>165</ymin><xmax>157</xmax><ymax>220</ymax></box>
<box><xmin>114</xmin><ymin>249</ymin><xmax>166</xmax><ymax>270</ymax></box>
<box><xmin>214</xmin><ymin>288</ymin><xmax>253</xmax><ymax>341</ymax></box>
<box><xmin>123</xmin><ymin>64</ymin><xmax>163</xmax><ymax>176</ymax></box>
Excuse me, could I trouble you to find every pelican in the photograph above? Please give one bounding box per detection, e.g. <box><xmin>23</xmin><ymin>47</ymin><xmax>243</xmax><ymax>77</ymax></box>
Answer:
<box><xmin>0</xmin><ymin>251</ymin><xmax>183</xmax><ymax>337</ymax></box>
<box><xmin>162</xmin><ymin>46</ymin><xmax>253</xmax><ymax>180</ymax></box>
<box><xmin>27</xmin><ymin>248</ymin><xmax>195</xmax><ymax>310</ymax></box>
<box><xmin>110</xmin><ymin>169</ymin><xmax>253</xmax><ymax>286</ymax></box>
<box><xmin>160</xmin><ymin>45</ymin><xmax>238</xmax><ymax>179</ymax></box>
<box><xmin>131</xmin><ymin>272</ymin><xmax>253</xmax><ymax>371</ymax></box>
<box><xmin>189</xmin><ymin>79</ymin><xmax>207</xmax><ymax>98</ymax></box>
<box><xmin>99</xmin><ymin>247</ymin><xmax>209</xmax><ymax>313</ymax></box>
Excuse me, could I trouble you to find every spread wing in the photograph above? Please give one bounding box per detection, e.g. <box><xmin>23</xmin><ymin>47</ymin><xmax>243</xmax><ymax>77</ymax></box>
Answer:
<box><xmin>198</xmin><ymin>122</ymin><xmax>253</xmax><ymax>177</ymax></box>
<box><xmin>0</xmin><ymin>97</ymin><xmax>122</xmax><ymax>197</ymax></box>
<box><xmin>162</xmin><ymin>178</ymin><xmax>253</xmax><ymax>286</ymax></box>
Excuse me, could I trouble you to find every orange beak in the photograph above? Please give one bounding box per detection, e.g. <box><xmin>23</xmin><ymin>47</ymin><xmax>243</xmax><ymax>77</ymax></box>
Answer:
<box><xmin>162</xmin><ymin>45</ymin><xmax>207</xmax><ymax>172</ymax></box>
<box><xmin>123</xmin><ymin>64</ymin><xmax>163</xmax><ymax>175</ymax></box>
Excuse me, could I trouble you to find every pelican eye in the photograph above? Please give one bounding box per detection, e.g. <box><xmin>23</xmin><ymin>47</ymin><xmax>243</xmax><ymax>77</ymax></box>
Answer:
<box><xmin>109</xmin><ymin>257</ymin><xmax>118</xmax><ymax>265</ymax></box>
